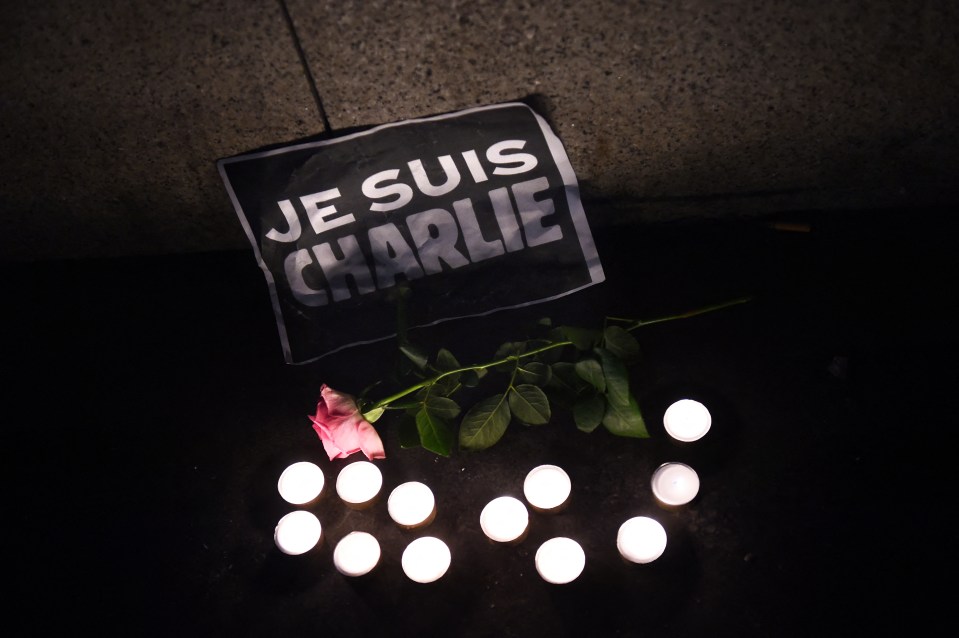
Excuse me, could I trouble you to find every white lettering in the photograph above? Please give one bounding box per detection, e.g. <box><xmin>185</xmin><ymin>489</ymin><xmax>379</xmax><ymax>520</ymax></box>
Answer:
<box><xmin>312</xmin><ymin>235</ymin><xmax>376</xmax><ymax>302</ymax></box>
<box><xmin>408</xmin><ymin>155</ymin><xmax>462</xmax><ymax>197</ymax></box>
<box><xmin>368</xmin><ymin>223</ymin><xmax>425</xmax><ymax>288</ymax></box>
<box><xmin>461</xmin><ymin>149</ymin><xmax>489</xmax><ymax>183</ymax></box>
<box><xmin>363</xmin><ymin>169</ymin><xmax>415</xmax><ymax>212</ymax></box>
<box><xmin>452</xmin><ymin>198</ymin><xmax>504</xmax><ymax>262</ymax></box>
<box><xmin>284</xmin><ymin>248</ymin><xmax>328</xmax><ymax>306</ymax></box>
<box><xmin>301</xmin><ymin>188</ymin><xmax>353</xmax><ymax>236</ymax></box>
<box><xmin>267</xmin><ymin>200</ymin><xmax>303</xmax><ymax>243</ymax></box>
<box><xmin>487</xmin><ymin>140</ymin><xmax>538</xmax><ymax>176</ymax></box>
<box><xmin>406</xmin><ymin>208</ymin><xmax>470</xmax><ymax>275</ymax></box>
<box><xmin>511</xmin><ymin>177</ymin><xmax>563</xmax><ymax>247</ymax></box>
<box><xmin>487</xmin><ymin>186</ymin><xmax>524</xmax><ymax>252</ymax></box>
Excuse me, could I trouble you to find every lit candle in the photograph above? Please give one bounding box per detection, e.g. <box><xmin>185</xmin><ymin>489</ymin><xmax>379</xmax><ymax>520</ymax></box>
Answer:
<box><xmin>273</xmin><ymin>510</ymin><xmax>322</xmax><ymax>555</ymax></box>
<box><xmin>335</xmin><ymin>461</ymin><xmax>383</xmax><ymax>508</ymax></box>
<box><xmin>401</xmin><ymin>536</ymin><xmax>451</xmax><ymax>584</ymax></box>
<box><xmin>663</xmin><ymin>399</ymin><xmax>712</xmax><ymax>442</ymax></box>
<box><xmin>523</xmin><ymin>464</ymin><xmax>571</xmax><ymax>512</ymax></box>
<box><xmin>277</xmin><ymin>461</ymin><xmax>325</xmax><ymax>505</ymax></box>
<box><xmin>479</xmin><ymin>496</ymin><xmax>529</xmax><ymax>543</ymax></box>
<box><xmin>388</xmin><ymin>481</ymin><xmax>436</xmax><ymax>528</ymax></box>
<box><xmin>651</xmin><ymin>462</ymin><xmax>700</xmax><ymax>507</ymax></box>
<box><xmin>333</xmin><ymin>531</ymin><xmax>381</xmax><ymax>577</ymax></box>
<box><xmin>535</xmin><ymin>537</ymin><xmax>586</xmax><ymax>584</ymax></box>
<box><xmin>616</xmin><ymin>516</ymin><xmax>667</xmax><ymax>564</ymax></box>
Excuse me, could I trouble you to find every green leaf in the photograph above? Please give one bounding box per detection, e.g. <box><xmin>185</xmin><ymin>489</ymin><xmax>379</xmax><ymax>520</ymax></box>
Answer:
<box><xmin>548</xmin><ymin>362</ymin><xmax>588</xmax><ymax>393</ymax></box>
<box><xmin>400</xmin><ymin>343</ymin><xmax>429</xmax><ymax>370</ymax></box>
<box><xmin>427</xmin><ymin>348</ymin><xmax>460</xmax><ymax>394</ymax></box>
<box><xmin>596</xmin><ymin>347</ymin><xmax>630</xmax><ymax>407</ymax></box>
<box><xmin>434</xmin><ymin>348</ymin><xmax>460</xmax><ymax>371</ymax></box>
<box><xmin>603</xmin><ymin>326</ymin><xmax>641</xmax><ymax>364</ymax></box>
<box><xmin>517</xmin><ymin>361</ymin><xmax>552</xmax><ymax>386</ymax></box>
<box><xmin>508</xmin><ymin>384</ymin><xmax>551</xmax><ymax>425</ymax></box>
<box><xmin>493</xmin><ymin>341</ymin><xmax>526</xmax><ymax>372</ymax></box>
<box><xmin>574</xmin><ymin>395</ymin><xmax>606</xmax><ymax>432</ymax></box>
<box><xmin>424</xmin><ymin>395</ymin><xmax>460</xmax><ymax>420</ymax></box>
<box><xmin>535</xmin><ymin>341</ymin><xmax>565</xmax><ymax>364</ymax></box>
<box><xmin>461</xmin><ymin>368</ymin><xmax>486</xmax><ymax>387</ymax></box>
<box><xmin>459</xmin><ymin>394</ymin><xmax>511</xmax><ymax>450</ymax></box>
<box><xmin>362</xmin><ymin>406</ymin><xmax>385</xmax><ymax>423</ymax></box>
<box><xmin>601</xmin><ymin>394</ymin><xmax>649</xmax><ymax>438</ymax></box>
<box><xmin>433</xmin><ymin>375</ymin><xmax>460</xmax><ymax>397</ymax></box>
<box><xmin>415</xmin><ymin>408</ymin><xmax>454</xmax><ymax>456</ymax></box>
<box><xmin>575</xmin><ymin>358</ymin><xmax>606</xmax><ymax>392</ymax></box>
<box><xmin>559</xmin><ymin>326</ymin><xmax>602</xmax><ymax>350</ymax></box>
<box><xmin>494</xmin><ymin>341</ymin><xmax>526</xmax><ymax>358</ymax></box>
<box><xmin>545</xmin><ymin>362</ymin><xmax>589</xmax><ymax>409</ymax></box>
<box><xmin>398</xmin><ymin>415</ymin><xmax>421</xmax><ymax>448</ymax></box>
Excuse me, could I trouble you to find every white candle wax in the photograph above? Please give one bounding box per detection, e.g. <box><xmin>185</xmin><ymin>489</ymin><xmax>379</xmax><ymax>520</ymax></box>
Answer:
<box><xmin>523</xmin><ymin>464</ymin><xmax>571</xmax><ymax>511</ymax></box>
<box><xmin>535</xmin><ymin>537</ymin><xmax>586</xmax><ymax>584</ymax></box>
<box><xmin>388</xmin><ymin>481</ymin><xmax>435</xmax><ymax>528</ymax></box>
<box><xmin>651</xmin><ymin>462</ymin><xmax>700</xmax><ymax>506</ymax></box>
<box><xmin>401</xmin><ymin>536</ymin><xmax>451</xmax><ymax>584</ymax></box>
<box><xmin>663</xmin><ymin>399</ymin><xmax>712</xmax><ymax>442</ymax></box>
<box><xmin>617</xmin><ymin>516</ymin><xmax>667</xmax><ymax>564</ymax></box>
<box><xmin>277</xmin><ymin>461</ymin><xmax>325</xmax><ymax>505</ymax></box>
<box><xmin>335</xmin><ymin>461</ymin><xmax>383</xmax><ymax>506</ymax></box>
<box><xmin>274</xmin><ymin>510</ymin><xmax>322</xmax><ymax>556</ymax></box>
<box><xmin>479</xmin><ymin>496</ymin><xmax>529</xmax><ymax>543</ymax></box>
<box><xmin>333</xmin><ymin>531</ymin><xmax>381</xmax><ymax>577</ymax></box>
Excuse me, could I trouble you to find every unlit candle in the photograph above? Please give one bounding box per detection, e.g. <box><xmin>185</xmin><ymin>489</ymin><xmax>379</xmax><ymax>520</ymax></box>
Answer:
<box><xmin>274</xmin><ymin>510</ymin><xmax>322</xmax><ymax>556</ymax></box>
<box><xmin>333</xmin><ymin>531</ymin><xmax>381</xmax><ymax>577</ymax></box>
<box><xmin>277</xmin><ymin>461</ymin><xmax>325</xmax><ymax>505</ymax></box>
<box><xmin>480</xmin><ymin>496</ymin><xmax>529</xmax><ymax>543</ymax></box>
<box><xmin>663</xmin><ymin>399</ymin><xmax>712</xmax><ymax>442</ymax></box>
<box><xmin>523</xmin><ymin>464</ymin><xmax>571</xmax><ymax>511</ymax></box>
<box><xmin>651</xmin><ymin>462</ymin><xmax>700</xmax><ymax>506</ymax></box>
<box><xmin>617</xmin><ymin>516</ymin><xmax>667</xmax><ymax>564</ymax></box>
<box><xmin>401</xmin><ymin>536</ymin><xmax>451</xmax><ymax>584</ymax></box>
<box><xmin>388</xmin><ymin>481</ymin><xmax>435</xmax><ymax>528</ymax></box>
<box><xmin>535</xmin><ymin>537</ymin><xmax>585</xmax><ymax>584</ymax></box>
<box><xmin>336</xmin><ymin>461</ymin><xmax>383</xmax><ymax>506</ymax></box>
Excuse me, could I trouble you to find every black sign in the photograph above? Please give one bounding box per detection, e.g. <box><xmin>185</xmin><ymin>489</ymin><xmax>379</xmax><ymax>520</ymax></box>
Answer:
<box><xmin>218</xmin><ymin>103</ymin><xmax>605</xmax><ymax>363</ymax></box>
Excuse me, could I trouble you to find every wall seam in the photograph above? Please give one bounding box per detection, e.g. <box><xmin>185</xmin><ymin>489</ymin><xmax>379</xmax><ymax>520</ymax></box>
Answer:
<box><xmin>278</xmin><ymin>0</ymin><xmax>332</xmax><ymax>133</ymax></box>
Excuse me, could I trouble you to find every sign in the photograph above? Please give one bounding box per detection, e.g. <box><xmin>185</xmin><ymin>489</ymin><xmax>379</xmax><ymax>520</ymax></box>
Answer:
<box><xmin>218</xmin><ymin>102</ymin><xmax>604</xmax><ymax>364</ymax></box>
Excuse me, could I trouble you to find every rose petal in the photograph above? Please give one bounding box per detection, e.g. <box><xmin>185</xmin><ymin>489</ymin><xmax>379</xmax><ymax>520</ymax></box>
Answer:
<box><xmin>356</xmin><ymin>420</ymin><xmax>386</xmax><ymax>460</ymax></box>
<box><xmin>310</xmin><ymin>385</ymin><xmax>386</xmax><ymax>460</ymax></box>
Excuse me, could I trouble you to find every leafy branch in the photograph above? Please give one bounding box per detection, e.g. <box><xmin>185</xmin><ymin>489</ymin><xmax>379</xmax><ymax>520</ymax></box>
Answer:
<box><xmin>357</xmin><ymin>296</ymin><xmax>751</xmax><ymax>457</ymax></box>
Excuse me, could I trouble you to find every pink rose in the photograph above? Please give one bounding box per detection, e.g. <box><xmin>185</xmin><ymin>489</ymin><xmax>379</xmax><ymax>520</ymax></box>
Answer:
<box><xmin>310</xmin><ymin>385</ymin><xmax>386</xmax><ymax>461</ymax></box>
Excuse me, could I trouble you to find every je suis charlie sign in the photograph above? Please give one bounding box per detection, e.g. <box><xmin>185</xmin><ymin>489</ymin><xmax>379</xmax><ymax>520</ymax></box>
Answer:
<box><xmin>218</xmin><ymin>102</ymin><xmax>605</xmax><ymax>364</ymax></box>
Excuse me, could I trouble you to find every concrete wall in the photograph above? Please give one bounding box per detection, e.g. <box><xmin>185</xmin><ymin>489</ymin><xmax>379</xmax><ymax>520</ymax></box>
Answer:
<box><xmin>2</xmin><ymin>0</ymin><xmax>957</xmax><ymax>261</ymax></box>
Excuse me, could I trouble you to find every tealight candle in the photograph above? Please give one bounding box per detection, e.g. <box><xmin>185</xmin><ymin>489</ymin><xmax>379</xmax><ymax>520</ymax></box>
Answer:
<box><xmin>277</xmin><ymin>461</ymin><xmax>325</xmax><ymax>505</ymax></box>
<box><xmin>663</xmin><ymin>399</ymin><xmax>712</xmax><ymax>442</ymax></box>
<box><xmin>535</xmin><ymin>537</ymin><xmax>586</xmax><ymax>584</ymax></box>
<box><xmin>333</xmin><ymin>531</ymin><xmax>381</xmax><ymax>577</ymax></box>
<box><xmin>274</xmin><ymin>510</ymin><xmax>322</xmax><ymax>555</ymax></box>
<box><xmin>401</xmin><ymin>536</ymin><xmax>451</xmax><ymax>584</ymax></box>
<box><xmin>651</xmin><ymin>462</ymin><xmax>700</xmax><ymax>507</ymax></box>
<box><xmin>617</xmin><ymin>516</ymin><xmax>667</xmax><ymax>564</ymax></box>
<box><xmin>388</xmin><ymin>481</ymin><xmax>436</xmax><ymax>528</ymax></box>
<box><xmin>479</xmin><ymin>496</ymin><xmax>529</xmax><ymax>543</ymax></box>
<box><xmin>336</xmin><ymin>461</ymin><xmax>383</xmax><ymax>508</ymax></box>
<box><xmin>523</xmin><ymin>464</ymin><xmax>571</xmax><ymax>512</ymax></box>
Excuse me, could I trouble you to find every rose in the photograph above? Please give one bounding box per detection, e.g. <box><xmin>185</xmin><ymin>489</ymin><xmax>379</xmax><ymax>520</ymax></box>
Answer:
<box><xmin>310</xmin><ymin>385</ymin><xmax>386</xmax><ymax>461</ymax></box>
<box><xmin>308</xmin><ymin>298</ymin><xmax>750</xmax><ymax>457</ymax></box>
